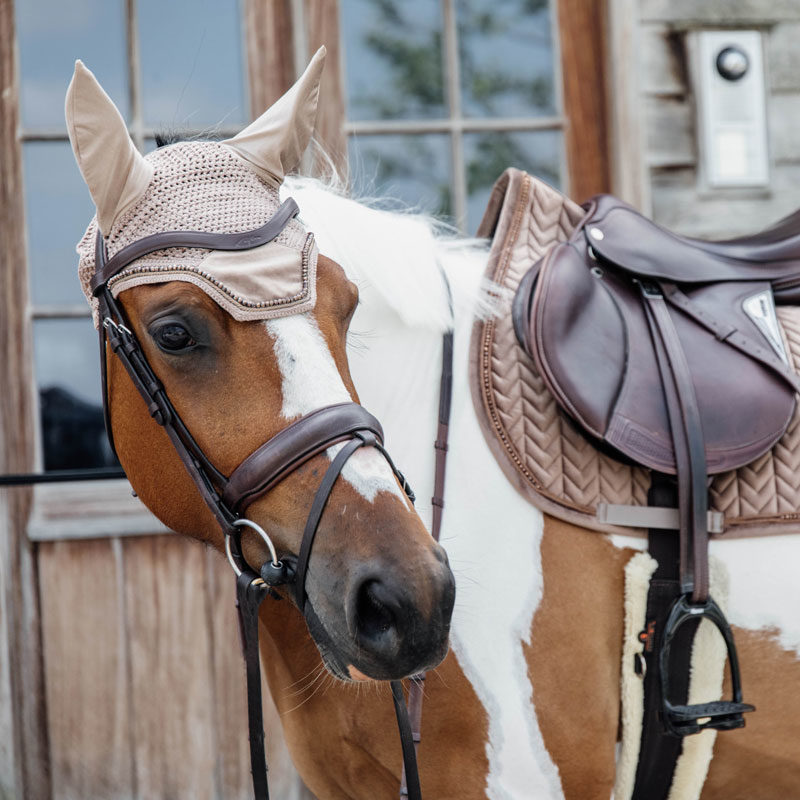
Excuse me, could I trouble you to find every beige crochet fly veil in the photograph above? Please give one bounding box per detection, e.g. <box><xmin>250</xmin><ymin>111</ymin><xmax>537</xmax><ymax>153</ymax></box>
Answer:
<box><xmin>67</xmin><ymin>50</ymin><xmax>328</xmax><ymax>326</ymax></box>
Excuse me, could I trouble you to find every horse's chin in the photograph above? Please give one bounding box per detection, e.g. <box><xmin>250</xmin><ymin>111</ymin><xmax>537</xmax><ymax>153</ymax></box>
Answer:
<box><xmin>303</xmin><ymin>600</ymin><xmax>450</xmax><ymax>683</ymax></box>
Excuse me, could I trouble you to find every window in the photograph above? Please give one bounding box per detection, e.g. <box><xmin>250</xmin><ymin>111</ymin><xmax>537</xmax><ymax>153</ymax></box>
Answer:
<box><xmin>340</xmin><ymin>0</ymin><xmax>564</xmax><ymax>232</ymax></box>
<box><xmin>16</xmin><ymin>0</ymin><xmax>248</xmax><ymax>474</ymax></box>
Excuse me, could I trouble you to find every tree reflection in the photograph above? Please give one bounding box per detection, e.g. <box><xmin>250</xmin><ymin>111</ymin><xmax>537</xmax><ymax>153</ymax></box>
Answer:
<box><xmin>346</xmin><ymin>0</ymin><xmax>559</xmax><ymax>226</ymax></box>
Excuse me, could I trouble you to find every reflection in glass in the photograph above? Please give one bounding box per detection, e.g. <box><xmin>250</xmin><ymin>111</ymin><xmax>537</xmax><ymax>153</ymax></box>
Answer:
<box><xmin>341</xmin><ymin>0</ymin><xmax>446</xmax><ymax>121</ymax></box>
<box><xmin>17</xmin><ymin>0</ymin><xmax>129</xmax><ymax>129</ymax></box>
<box><xmin>457</xmin><ymin>0</ymin><xmax>556</xmax><ymax>118</ymax></box>
<box><xmin>349</xmin><ymin>135</ymin><xmax>452</xmax><ymax>220</ymax></box>
<box><xmin>24</xmin><ymin>142</ymin><xmax>96</xmax><ymax>307</ymax></box>
<box><xmin>138</xmin><ymin>0</ymin><xmax>247</xmax><ymax>129</ymax></box>
<box><xmin>34</xmin><ymin>320</ymin><xmax>117</xmax><ymax>471</ymax></box>
<box><xmin>465</xmin><ymin>130</ymin><xmax>562</xmax><ymax>233</ymax></box>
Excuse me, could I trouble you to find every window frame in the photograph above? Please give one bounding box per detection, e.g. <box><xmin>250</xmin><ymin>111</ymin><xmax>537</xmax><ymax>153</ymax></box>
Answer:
<box><xmin>16</xmin><ymin>0</ymin><xmax>252</xmax><ymax>541</ymax></box>
<box><xmin>340</xmin><ymin>0</ymin><xmax>569</xmax><ymax>229</ymax></box>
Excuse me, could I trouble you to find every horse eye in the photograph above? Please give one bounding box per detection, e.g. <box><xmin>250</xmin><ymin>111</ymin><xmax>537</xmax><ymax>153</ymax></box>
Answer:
<box><xmin>154</xmin><ymin>323</ymin><xmax>196</xmax><ymax>352</ymax></box>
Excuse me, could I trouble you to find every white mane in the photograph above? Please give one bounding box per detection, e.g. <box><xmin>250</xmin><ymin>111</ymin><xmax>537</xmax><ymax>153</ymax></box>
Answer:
<box><xmin>283</xmin><ymin>177</ymin><xmax>496</xmax><ymax>332</ymax></box>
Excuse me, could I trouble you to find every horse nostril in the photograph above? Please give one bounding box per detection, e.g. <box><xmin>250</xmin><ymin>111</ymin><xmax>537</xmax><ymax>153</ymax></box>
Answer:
<box><xmin>432</xmin><ymin>542</ymin><xmax>449</xmax><ymax>566</ymax></box>
<box><xmin>354</xmin><ymin>579</ymin><xmax>398</xmax><ymax>643</ymax></box>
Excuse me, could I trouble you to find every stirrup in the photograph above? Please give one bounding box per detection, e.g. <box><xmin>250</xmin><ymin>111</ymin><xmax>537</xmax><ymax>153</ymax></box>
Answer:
<box><xmin>659</xmin><ymin>593</ymin><xmax>755</xmax><ymax>737</ymax></box>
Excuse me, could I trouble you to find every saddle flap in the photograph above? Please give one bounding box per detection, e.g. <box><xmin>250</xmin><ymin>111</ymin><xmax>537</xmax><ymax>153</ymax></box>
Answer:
<box><xmin>528</xmin><ymin>242</ymin><xmax>626</xmax><ymax>439</ymax></box>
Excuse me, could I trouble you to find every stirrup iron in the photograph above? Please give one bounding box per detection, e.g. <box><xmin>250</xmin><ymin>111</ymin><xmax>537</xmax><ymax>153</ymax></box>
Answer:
<box><xmin>659</xmin><ymin>593</ymin><xmax>755</xmax><ymax>737</ymax></box>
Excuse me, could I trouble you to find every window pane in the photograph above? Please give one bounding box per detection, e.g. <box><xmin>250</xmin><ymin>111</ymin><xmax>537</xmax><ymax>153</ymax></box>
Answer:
<box><xmin>341</xmin><ymin>0</ymin><xmax>446</xmax><ymax>121</ymax></box>
<box><xmin>349</xmin><ymin>134</ymin><xmax>452</xmax><ymax>219</ymax></box>
<box><xmin>16</xmin><ymin>0</ymin><xmax>128</xmax><ymax>129</ymax></box>
<box><xmin>465</xmin><ymin>129</ymin><xmax>562</xmax><ymax>233</ymax></box>
<box><xmin>457</xmin><ymin>0</ymin><xmax>557</xmax><ymax>119</ymax></box>
<box><xmin>138</xmin><ymin>0</ymin><xmax>247</xmax><ymax>129</ymax></box>
<box><xmin>24</xmin><ymin>142</ymin><xmax>95</xmax><ymax>307</ymax></box>
<box><xmin>34</xmin><ymin>320</ymin><xmax>117</xmax><ymax>471</ymax></box>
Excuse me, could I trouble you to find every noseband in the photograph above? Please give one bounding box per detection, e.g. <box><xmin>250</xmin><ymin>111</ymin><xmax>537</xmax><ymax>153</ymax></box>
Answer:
<box><xmin>92</xmin><ymin>199</ymin><xmax>424</xmax><ymax>800</ymax></box>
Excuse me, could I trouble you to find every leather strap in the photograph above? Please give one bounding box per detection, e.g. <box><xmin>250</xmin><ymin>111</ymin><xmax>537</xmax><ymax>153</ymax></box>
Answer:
<box><xmin>400</xmin><ymin>327</ymin><xmax>454</xmax><ymax>798</ymax></box>
<box><xmin>392</xmin><ymin>681</ymin><xmax>422</xmax><ymax>800</ymax></box>
<box><xmin>91</xmin><ymin>198</ymin><xmax>299</xmax><ymax>294</ymax></box>
<box><xmin>292</xmin><ymin>435</ymin><xmax>367</xmax><ymax>606</ymax></box>
<box><xmin>641</xmin><ymin>283</ymin><xmax>709</xmax><ymax>602</ymax></box>
<box><xmin>223</xmin><ymin>404</ymin><xmax>384</xmax><ymax>513</ymax></box>
<box><xmin>662</xmin><ymin>282</ymin><xmax>800</xmax><ymax>394</ymax></box>
<box><xmin>431</xmin><ymin>330</ymin><xmax>453</xmax><ymax>538</ymax></box>
<box><xmin>236</xmin><ymin>572</ymin><xmax>272</xmax><ymax>800</ymax></box>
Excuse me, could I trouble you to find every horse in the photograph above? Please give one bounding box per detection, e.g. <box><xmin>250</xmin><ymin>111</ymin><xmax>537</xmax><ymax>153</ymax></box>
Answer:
<box><xmin>65</xmin><ymin>53</ymin><xmax>800</xmax><ymax>799</ymax></box>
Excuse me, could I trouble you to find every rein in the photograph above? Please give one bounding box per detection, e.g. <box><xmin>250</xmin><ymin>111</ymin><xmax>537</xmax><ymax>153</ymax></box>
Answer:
<box><xmin>90</xmin><ymin>197</ymin><xmax>452</xmax><ymax>800</ymax></box>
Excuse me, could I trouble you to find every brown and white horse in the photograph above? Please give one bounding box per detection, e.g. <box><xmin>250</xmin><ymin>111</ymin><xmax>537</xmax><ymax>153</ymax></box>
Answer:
<box><xmin>67</xmin><ymin>55</ymin><xmax>800</xmax><ymax>799</ymax></box>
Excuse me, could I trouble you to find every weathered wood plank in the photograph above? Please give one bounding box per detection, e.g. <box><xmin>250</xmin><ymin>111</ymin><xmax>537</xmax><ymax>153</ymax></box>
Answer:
<box><xmin>0</xmin><ymin>0</ymin><xmax>50</xmax><ymax>796</ymax></box>
<box><xmin>769</xmin><ymin>91</ymin><xmax>800</xmax><ymax>165</ymax></box>
<box><xmin>39</xmin><ymin>538</ymin><xmax>134</xmax><ymax>800</ymax></box>
<box><xmin>243</xmin><ymin>0</ymin><xmax>294</xmax><ymax>117</ymax></box>
<box><xmin>28</xmin><ymin>480</ymin><xmax>168</xmax><ymax>542</ymax></box>
<box><xmin>558</xmin><ymin>0</ymin><xmax>611</xmax><ymax>198</ymax></box>
<box><xmin>305</xmin><ymin>0</ymin><xmax>347</xmax><ymax>180</ymax></box>
<box><xmin>640</xmin><ymin>23</ymin><xmax>687</xmax><ymax>97</ymax></box>
<box><xmin>645</xmin><ymin>95</ymin><xmax>695</xmax><ymax>168</ymax></box>
<box><xmin>650</xmin><ymin>164</ymin><xmax>800</xmax><ymax>238</ymax></box>
<box><xmin>606</xmin><ymin>0</ymin><xmax>650</xmax><ymax>211</ymax></box>
<box><xmin>204</xmin><ymin>548</ymin><xmax>251</xmax><ymax>799</ymax></box>
<box><xmin>641</xmin><ymin>0</ymin><xmax>800</xmax><ymax>24</ymax></box>
<box><xmin>124</xmin><ymin>535</ymin><xmax>218</xmax><ymax>800</ymax></box>
<box><xmin>768</xmin><ymin>23</ymin><xmax>800</xmax><ymax>93</ymax></box>
<box><xmin>0</xmin><ymin>497</ymin><xmax>21</xmax><ymax>799</ymax></box>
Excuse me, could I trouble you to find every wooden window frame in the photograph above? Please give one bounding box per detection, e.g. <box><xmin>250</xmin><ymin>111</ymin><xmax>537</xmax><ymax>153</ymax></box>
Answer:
<box><xmin>17</xmin><ymin>0</ymin><xmax>260</xmax><ymax>543</ymax></box>
<box><xmin>338</xmin><ymin>0</ymin><xmax>567</xmax><ymax>230</ymax></box>
<box><xmin>5</xmin><ymin>2</ymin><xmax>612</xmax><ymax>546</ymax></box>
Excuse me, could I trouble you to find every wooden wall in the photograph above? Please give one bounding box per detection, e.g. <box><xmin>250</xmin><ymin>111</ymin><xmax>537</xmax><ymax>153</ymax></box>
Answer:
<box><xmin>37</xmin><ymin>535</ymin><xmax>310</xmax><ymax>800</ymax></box>
<box><xmin>636</xmin><ymin>1</ymin><xmax>800</xmax><ymax>236</ymax></box>
<box><xmin>1</xmin><ymin>0</ymin><xmax>321</xmax><ymax>796</ymax></box>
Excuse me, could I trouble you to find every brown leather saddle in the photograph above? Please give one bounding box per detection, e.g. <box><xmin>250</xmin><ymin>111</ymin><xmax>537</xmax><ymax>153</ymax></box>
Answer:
<box><xmin>511</xmin><ymin>189</ymin><xmax>800</xmax><ymax>737</ymax></box>
<box><xmin>512</xmin><ymin>193</ymin><xmax>800</xmax><ymax>594</ymax></box>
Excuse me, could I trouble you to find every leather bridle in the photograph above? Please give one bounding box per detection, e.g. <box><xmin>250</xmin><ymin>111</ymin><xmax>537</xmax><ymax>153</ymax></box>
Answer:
<box><xmin>92</xmin><ymin>198</ymin><xmax>438</xmax><ymax>800</ymax></box>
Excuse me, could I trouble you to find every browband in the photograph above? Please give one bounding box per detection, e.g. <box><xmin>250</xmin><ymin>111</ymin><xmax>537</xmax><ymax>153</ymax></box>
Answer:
<box><xmin>91</xmin><ymin>197</ymin><xmax>300</xmax><ymax>294</ymax></box>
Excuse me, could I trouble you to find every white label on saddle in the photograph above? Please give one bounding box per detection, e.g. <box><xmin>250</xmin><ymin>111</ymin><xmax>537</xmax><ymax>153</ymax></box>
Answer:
<box><xmin>742</xmin><ymin>290</ymin><xmax>788</xmax><ymax>365</ymax></box>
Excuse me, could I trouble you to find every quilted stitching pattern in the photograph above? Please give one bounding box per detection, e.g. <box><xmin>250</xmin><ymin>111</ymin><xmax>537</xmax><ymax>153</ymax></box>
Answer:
<box><xmin>475</xmin><ymin>171</ymin><xmax>800</xmax><ymax>536</ymax></box>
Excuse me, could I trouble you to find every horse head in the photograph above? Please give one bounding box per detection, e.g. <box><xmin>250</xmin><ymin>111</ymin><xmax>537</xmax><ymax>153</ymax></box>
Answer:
<box><xmin>65</xmin><ymin>50</ymin><xmax>455</xmax><ymax>682</ymax></box>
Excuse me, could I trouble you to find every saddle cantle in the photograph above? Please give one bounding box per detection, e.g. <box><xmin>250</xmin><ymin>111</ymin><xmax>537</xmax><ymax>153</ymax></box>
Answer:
<box><xmin>470</xmin><ymin>169</ymin><xmax>800</xmax><ymax>539</ymax></box>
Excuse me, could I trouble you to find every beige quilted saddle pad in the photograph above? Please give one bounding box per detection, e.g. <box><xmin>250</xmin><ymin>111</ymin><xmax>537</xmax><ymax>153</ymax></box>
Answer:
<box><xmin>469</xmin><ymin>169</ymin><xmax>800</xmax><ymax>538</ymax></box>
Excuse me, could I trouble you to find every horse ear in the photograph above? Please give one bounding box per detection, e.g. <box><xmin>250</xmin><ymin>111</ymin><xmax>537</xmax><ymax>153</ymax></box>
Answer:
<box><xmin>224</xmin><ymin>46</ymin><xmax>326</xmax><ymax>187</ymax></box>
<box><xmin>65</xmin><ymin>60</ymin><xmax>153</xmax><ymax>236</ymax></box>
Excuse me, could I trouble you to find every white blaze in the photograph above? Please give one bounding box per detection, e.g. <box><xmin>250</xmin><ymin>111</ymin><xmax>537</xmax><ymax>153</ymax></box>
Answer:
<box><xmin>265</xmin><ymin>314</ymin><xmax>406</xmax><ymax>504</ymax></box>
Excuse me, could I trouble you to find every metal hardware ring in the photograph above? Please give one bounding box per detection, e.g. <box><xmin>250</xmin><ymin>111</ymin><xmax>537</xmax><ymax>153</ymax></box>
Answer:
<box><xmin>224</xmin><ymin>518</ymin><xmax>282</xmax><ymax>578</ymax></box>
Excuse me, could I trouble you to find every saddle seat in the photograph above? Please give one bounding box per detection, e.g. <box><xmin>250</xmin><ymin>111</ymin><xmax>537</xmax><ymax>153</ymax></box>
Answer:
<box><xmin>585</xmin><ymin>195</ymin><xmax>800</xmax><ymax>293</ymax></box>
